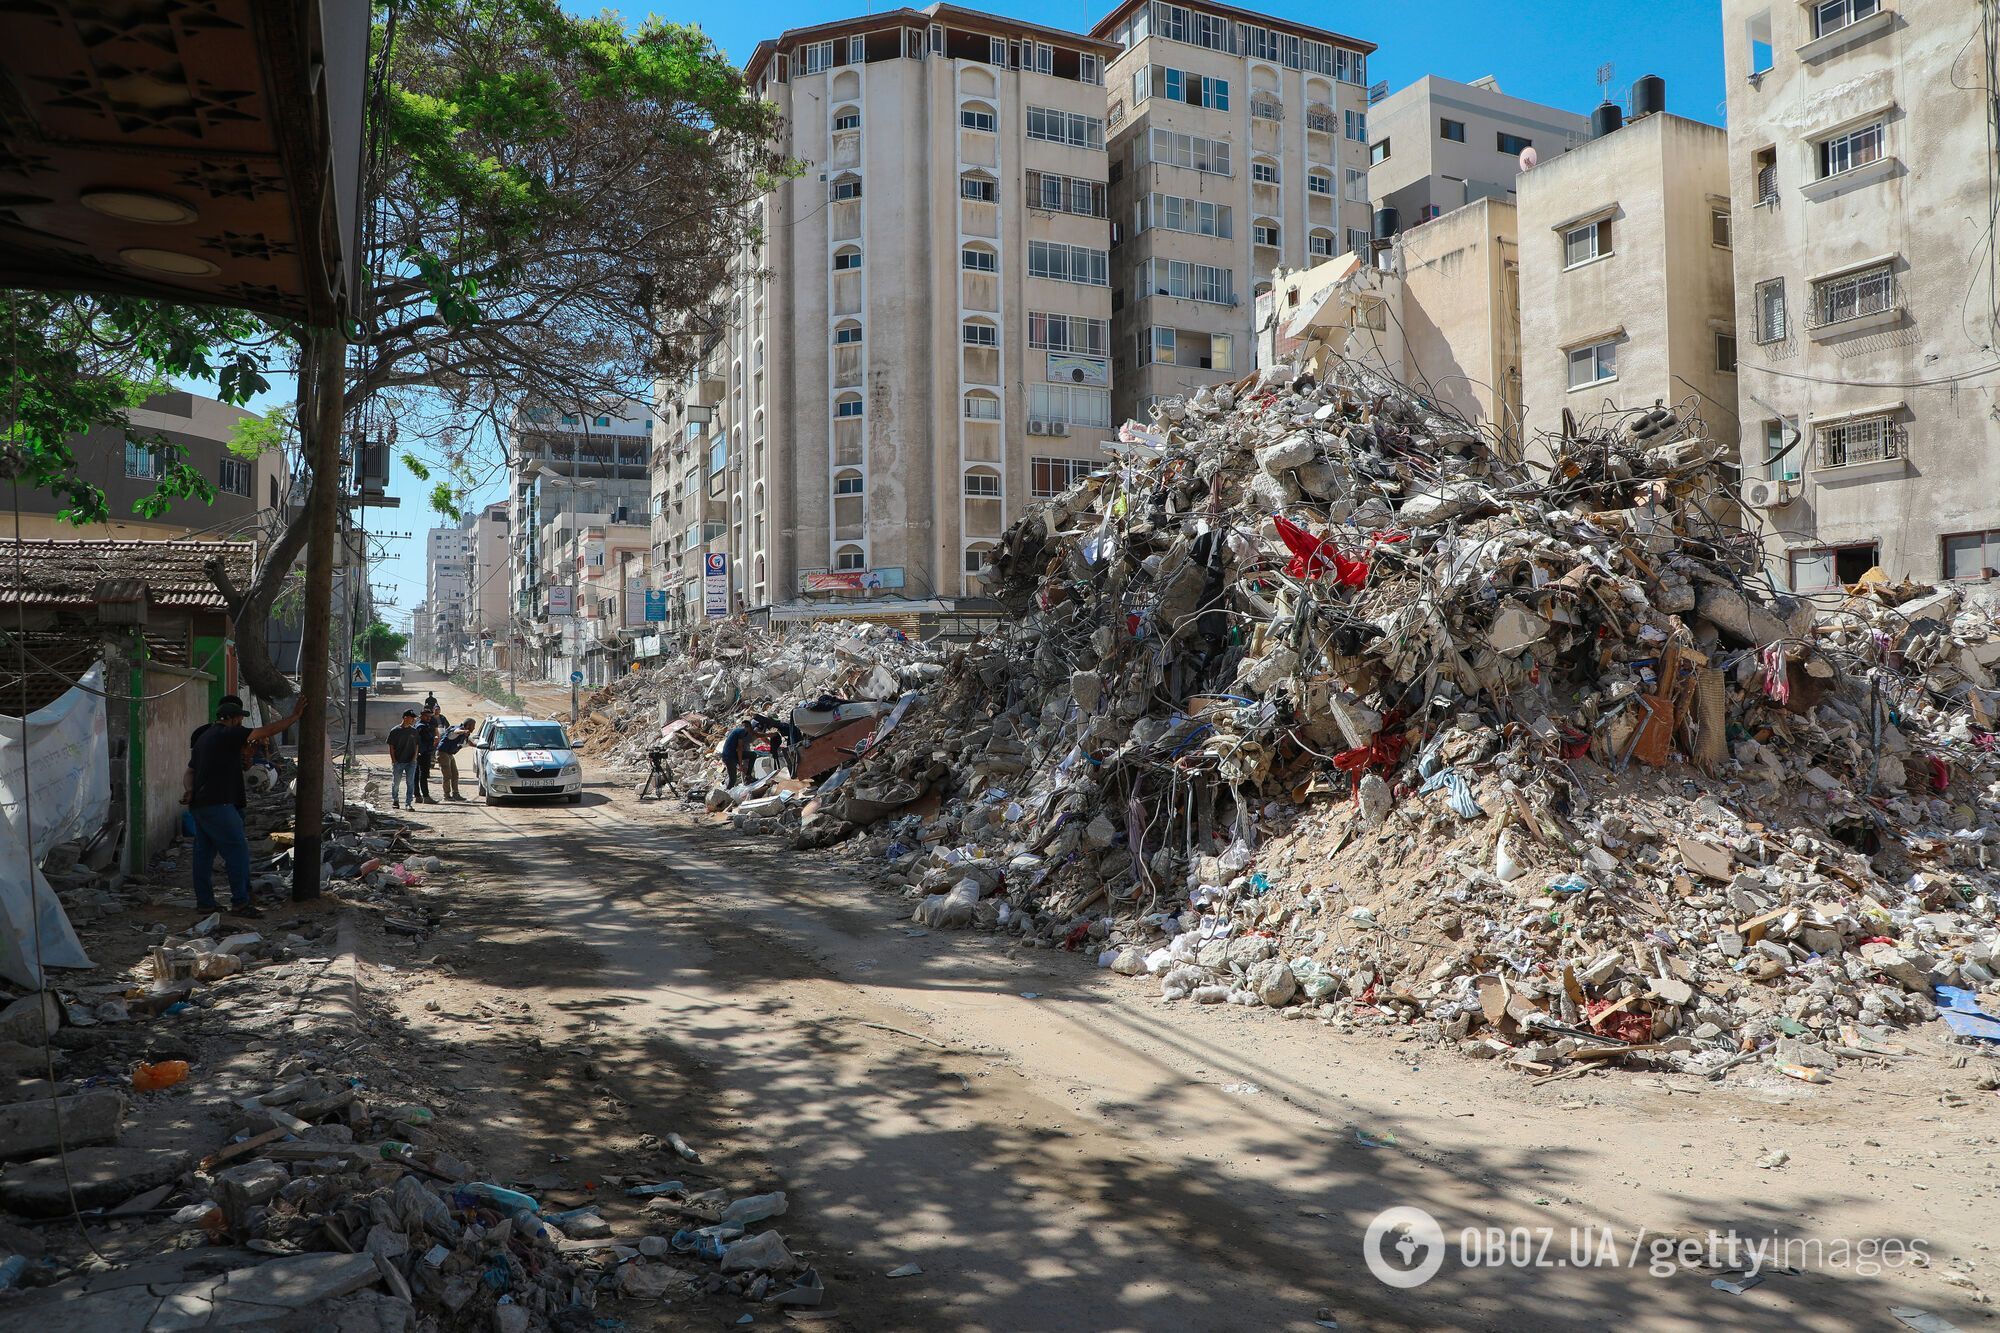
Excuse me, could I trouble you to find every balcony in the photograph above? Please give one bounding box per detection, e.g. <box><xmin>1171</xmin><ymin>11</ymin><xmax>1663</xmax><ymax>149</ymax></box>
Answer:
<box><xmin>1814</xmin><ymin>415</ymin><xmax>1906</xmax><ymax>478</ymax></box>
<box><xmin>1249</xmin><ymin>97</ymin><xmax>1283</xmax><ymax>122</ymax></box>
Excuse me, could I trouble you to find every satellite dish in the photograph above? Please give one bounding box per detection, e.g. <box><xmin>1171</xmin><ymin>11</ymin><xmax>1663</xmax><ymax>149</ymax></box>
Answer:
<box><xmin>1518</xmin><ymin>146</ymin><xmax>1538</xmax><ymax>171</ymax></box>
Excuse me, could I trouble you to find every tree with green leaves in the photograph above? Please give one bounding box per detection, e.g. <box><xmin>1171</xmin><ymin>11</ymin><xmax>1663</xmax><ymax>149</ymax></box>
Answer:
<box><xmin>355</xmin><ymin>619</ymin><xmax>409</xmax><ymax>665</ymax></box>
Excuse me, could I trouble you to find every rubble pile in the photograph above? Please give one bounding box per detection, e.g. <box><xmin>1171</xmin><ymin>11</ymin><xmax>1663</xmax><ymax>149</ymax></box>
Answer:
<box><xmin>795</xmin><ymin>357</ymin><xmax>2000</xmax><ymax>1076</ymax></box>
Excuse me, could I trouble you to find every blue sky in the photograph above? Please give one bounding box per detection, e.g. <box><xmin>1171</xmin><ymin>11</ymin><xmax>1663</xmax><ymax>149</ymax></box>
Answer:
<box><xmin>353</xmin><ymin>0</ymin><xmax>1731</xmax><ymax>635</ymax></box>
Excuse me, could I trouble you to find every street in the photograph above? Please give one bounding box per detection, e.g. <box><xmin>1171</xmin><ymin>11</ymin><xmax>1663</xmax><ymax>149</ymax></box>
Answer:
<box><xmin>363</xmin><ymin>670</ymin><xmax>1995</xmax><ymax>1332</ymax></box>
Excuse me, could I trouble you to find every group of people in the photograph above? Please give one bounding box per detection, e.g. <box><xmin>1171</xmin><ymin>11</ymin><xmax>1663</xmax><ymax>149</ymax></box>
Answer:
<box><xmin>181</xmin><ymin>692</ymin><xmax>307</xmax><ymax>918</ymax></box>
<box><xmin>386</xmin><ymin>696</ymin><xmax>475</xmax><ymax>809</ymax></box>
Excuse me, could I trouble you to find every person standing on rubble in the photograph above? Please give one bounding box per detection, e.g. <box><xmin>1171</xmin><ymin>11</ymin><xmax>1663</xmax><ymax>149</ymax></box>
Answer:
<box><xmin>749</xmin><ymin>710</ymin><xmax>802</xmax><ymax>778</ymax></box>
<box><xmin>718</xmin><ymin>714</ymin><xmax>755</xmax><ymax>788</ymax></box>
<box><xmin>387</xmin><ymin>709</ymin><xmax>421</xmax><ymax>810</ymax></box>
<box><xmin>182</xmin><ymin>695</ymin><xmax>305</xmax><ymax>919</ymax></box>
<box><xmin>413</xmin><ymin>704</ymin><xmax>440</xmax><ymax>804</ymax></box>
<box><xmin>436</xmin><ymin>718</ymin><xmax>473</xmax><ymax>801</ymax></box>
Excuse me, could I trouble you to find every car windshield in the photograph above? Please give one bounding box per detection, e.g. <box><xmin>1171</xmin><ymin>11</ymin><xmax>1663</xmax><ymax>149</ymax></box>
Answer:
<box><xmin>491</xmin><ymin>724</ymin><xmax>570</xmax><ymax>750</ymax></box>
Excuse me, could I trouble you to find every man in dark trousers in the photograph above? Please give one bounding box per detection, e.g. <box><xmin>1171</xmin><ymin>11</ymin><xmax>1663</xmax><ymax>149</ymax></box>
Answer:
<box><xmin>436</xmin><ymin>718</ymin><xmax>473</xmax><ymax>800</ymax></box>
<box><xmin>414</xmin><ymin>705</ymin><xmax>440</xmax><ymax>804</ymax></box>
<box><xmin>717</xmin><ymin>715</ymin><xmax>755</xmax><ymax>788</ymax></box>
<box><xmin>183</xmin><ymin>696</ymin><xmax>304</xmax><ymax>918</ymax></box>
<box><xmin>387</xmin><ymin>709</ymin><xmax>421</xmax><ymax>809</ymax></box>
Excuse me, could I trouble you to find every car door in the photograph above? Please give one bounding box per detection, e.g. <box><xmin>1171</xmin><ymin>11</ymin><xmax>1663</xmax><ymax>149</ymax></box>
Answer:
<box><xmin>475</xmin><ymin>721</ymin><xmax>496</xmax><ymax>790</ymax></box>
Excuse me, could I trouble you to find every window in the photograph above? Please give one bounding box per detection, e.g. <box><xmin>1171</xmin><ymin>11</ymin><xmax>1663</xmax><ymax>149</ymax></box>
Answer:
<box><xmin>1252</xmin><ymin>222</ymin><xmax>1280</xmax><ymax>247</ymax></box>
<box><xmin>1344</xmin><ymin>109</ymin><xmax>1366</xmax><ymax>142</ymax></box>
<box><xmin>1343</xmin><ymin>167</ymin><xmax>1367</xmax><ymax>203</ymax></box>
<box><xmin>1815</xmin><ymin>414</ymin><xmax>1902</xmax><ymax>468</ymax></box>
<box><xmin>1440</xmin><ymin>118</ymin><xmax>1466</xmax><ymax>143</ymax></box>
<box><xmin>1309</xmin><ymin>231</ymin><xmax>1336</xmax><ymax>258</ymax></box>
<box><xmin>1566</xmin><ymin>340</ymin><xmax>1618</xmax><ymax>389</ymax></box>
<box><xmin>1026</xmin><ymin>106</ymin><xmax>1103</xmax><ymax>149</ymax></box>
<box><xmin>1817</xmin><ymin>122</ymin><xmax>1884</xmax><ymax>179</ymax></box>
<box><xmin>1132</xmin><ymin>64</ymin><xmax>1228</xmax><ymax>109</ymax></box>
<box><xmin>1080</xmin><ymin>54</ymin><xmax>1103</xmax><ymax>85</ymax></box>
<box><xmin>1252</xmin><ymin>160</ymin><xmax>1279</xmax><ymax>184</ymax></box>
<box><xmin>961</xmin><ymin>246</ymin><xmax>997</xmax><ymax>273</ymax></box>
<box><xmin>1027</xmin><ymin>240</ymin><xmax>1109</xmax><ymax>286</ymax></box>
<box><xmin>1147</xmin><ymin>128</ymin><xmax>1231</xmax><ymax>176</ymax></box>
<box><xmin>1710</xmin><ymin>210</ymin><xmax>1732</xmax><ymax>248</ymax></box>
<box><xmin>1716</xmin><ymin>332</ymin><xmax>1738</xmax><ymax>373</ymax></box>
<box><xmin>832</xmin><ymin>248</ymin><xmax>862</xmax><ymax>271</ymax></box>
<box><xmin>962</xmin><ymin>471</ymin><xmax>1001</xmax><ymax>498</ymax></box>
<box><xmin>962</xmin><ymin>321</ymin><xmax>997</xmax><ymax>347</ymax></box>
<box><xmin>1754</xmin><ymin>147</ymin><xmax>1778</xmax><ymax>204</ymax></box>
<box><xmin>804</xmin><ymin>41</ymin><xmax>833</xmax><ymax>74</ymax></box>
<box><xmin>1029</xmin><ymin>172</ymin><xmax>1107</xmax><ymax>218</ymax></box>
<box><xmin>834</xmin><ymin>109</ymin><xmax>861</xmax><ymax>131</ymax></box>
<box><xmin>1811</xmin><ymin>264</ymin><xmax>1894</xmax><ymax>327</ymax></box>
<box><xmin>834</xmin><ymin>323</ymin><xmax>863</xmax><ymax>345</ymax></box>
<box><xmin>1563</xmin><ymin>218</ymin><xmax>1612</xmax><ymax>268</ymax></box>
<box><xmin>1029</xmin><ymin>383</ymin><xmax>1112</xmax><ymax>427</ymax></box>
<box><xmin>1249</xmin><ymin>94</ymin><xmax>1282</xmax><ymax>121</ymax></box>
<box><xmin>1498</xmin><ymin>131</ymin><xmax>1533</xmax><ymax>155</ymax></box>
<box><xmin>1306</xmin><ymin>171</ymin><xmax>1332</xmax><ymax>196</ymax></box>
<box><xmin>1790</xmin><ymin>544</ymin><xmax>1878</xmax><ymax>592</ymax></box>
<box><xmin>1141</xmin><ymin>192</ymin><xmax>1231</xmax><ymax>237</ymax></box>
<box><xmin>218</xmin><ymin>457</ymin><xmax>251</xmax><ymax>496</ymax></box>
<box><xmin>1812</xmin><ymin>0</ymin><xmax>1880</xmax><ymax>38</ymax></box>
<box><xmin>1369</xmin><ymin>139</ymin><xmax>1391</xmax><ymax>165</ymax></box>
<box><xmin>829</xmin><ymin>176</ymin><xmax>862</xmax><ymax>201</ymax></box>
<box><xmin>1943</xmin><ymin>530</ymin><xmax>2000</xmax><ymax>582</ymax></box>
<box><xmin>834</xmin><ymin>397</ymin><xmax>863</xmax><ymax>419</ymax></box>
<box><xmin>1140</xmin><ymin>258</ymin><xmax>1235</xmax><ymax>304</ymax></box>
<box><xmin>124</xmin><ymin>441</ymin><xmax>155</xmax><ymax>478</ymax></box>
<box><xmin>848</xmin><ymin>35</ymin><xmax>865</xmax><ymax>63</ymax></box>
<box><xmin>1746</xmin><ymin>9</ymin><xmax>1775</xmax><ymax>75</ymax></box>
<box><xmin>834</xmin><ymin>546</ymin><xmax>866</xmax><ymax>572</ymax></box>
<box><xmin>964</xmin><ymin>392</ymin><xmax>1001</xmax><ymax>421</ymax></box>
<box><xmin>1759</xmin><ymin>418</ymin><xmax>1801</xmax><ymax>480</ymax></box>
<box><xmin>560</xmin><ymin>414</ymin><xmax>578</xmax><ymax>426</ymax></box>
<box><xmin>1754</xmin><ymin>278</ymin><xmax>1788</xmax><ymax>342</ymax></box>
<box><xmin>1345</xmin><ymin>226</ymin><xmax>1368</xmax><ymax>256</ymax></box>
<box><xmin>834</xmin><ymin>472</ymin><xmax>864</xmax><ymax>497</ymax></box>
<box><xmin>1028</xmin><ymin>312</ymin><xmax>1110</xmax><ymax>356</ymax></box>
<box><xmin>960</xmin><ymin>174</ymin><xmax>996</xmax><ymax>202</ymax></box>
<box><xmin>964</xmin><ymin>545</ymin><xmax>992</xmax><ymax>574</ymax></box>
<box><xmin>708</xmin><ymin>438</ymin><xmax>728</xmax><ymax>475</ymax></box>
<box><xmin>1031</xmin><ymin>456</ymin><xmax>1092</xmax><ymax>497</ymax></box>
<box><xmin>959</xmin><ymin>105</ymin><xmax>994</xmax><ymax>132</ymax></box>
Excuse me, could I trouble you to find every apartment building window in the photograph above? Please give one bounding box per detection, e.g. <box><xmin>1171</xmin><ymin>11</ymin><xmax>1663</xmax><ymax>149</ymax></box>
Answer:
<box><xmin>1498</xmin><ymin>132</ymin><xmax>1533</xmax><ymax>156</ymax></box>
<box><xmin>1027</xmin><ymin>240</ymin><xmax>1109</xmax><ymax>286</ymax></box>
<box><xmin>962</xmin><ymin>470</ymin><xmax>1002</xmax><ymax>498</ymax></box>
<box><xmin>1943</xmin><ymin>530</ymin><xmax>2000</xmax><ymax>582</ymax></box>
<box><xmin>1336</xmin><ymin>49</ymin><xmax>1366</xmax><ymax>85</ymax></box>
<box><xmin>804</xmin><ymin>41</ymin><xmax>833</xmax><ymax>74</ymax></box>
<box><xmin>1754</xmin><ymin>278</ymin><xmax>1788</xmax><ymax>342</ymax></box>
<box><xmin>1308</xmin><ymin>230</ymin><xmax>1337</xmax><ymax>258</ymax></box>
<box><xmin>1080</xmin><ymin>54</ymin><xmax>1103</xmax><ymax>86</ymax></box>
<box><xmin>1440</xmin><ymin>118</ymin><xmax>1466</xmax><ymax>143</ymax></box>
<box><xmin>1252</xmin><ymin>160</ymin><xmax>1279</xmax><ymax>184</ymax></box>
<box><xmin>1138</xmin><ymin>328</ymin><xmax>1231</xmax><ymax>370</ymax></box>
<box><xmin>959</xmin><ymin>105</ymin><xmax>994</xmax><ymax>132</ymax></box>
<box><xmin>1566</xmin><ymin>339</ymin><xmax>1618</xmax><ymax>389</ymax></box>
<box><xmin>834</xmin><ymin>471</ymin><xmax>864</xmax><ymax>496</ymax></box>
<box><xmin>1815</xmin><ymin>414</ymin><xmax>1902</xmax><ymax>468</ymax></box>
<box><xmin>1031</xmin><ymin>456</ymin><xmax>1094</xmax><ymax>497</ymax></box>
<box><xmin>218</xmin><ymin>457</ymin><xmax>251</xmax><ymax>496</ymax></box>
<box><xmin>846</xmin><ymin>34</ymin><xmax>865</xmax><ymax>64</ymax></box>
<box><xmin>834</xmin><ymin>396</ymin><xmax>863</xmax><ymax>419</ymax></box>
<box><xmin>1711</xmin><ymin>210</ymin><xmax>1732</xmax><ymax>247</ymax></box>
<box><xmin>1345</xmin><ymin>109</ymin><xmax>1367</xmax><ymax>142</ymax></box>
<box><xmin>1133</xmin><ymin>65</ymin><xmax>1229</xmax><ymax>110</ymax></box>
<box><xmin>123</xmin><ymin>442</ymin><xmax>155</xmax><ymax>478</ymax></box>
<box><xmin>1753</xmin><ymin>147</ymin><xmax>1778</xmax><ymax>204</ymax></box>
<box><xmin>960</xmin><ymin>245</ymin><xmax>997</xmax><ymax>272</ymax></box>
<box><xmin>1345</xmin><ymin>226</ymin><xmax>1368</xmax><ymax>256</ymax></box>
<box><xmin>1790</xmin><ymin>543</ymin><xmax>1877</xmax><ymax>592</ymax></box>
<box><xmin>1563</xmin><ymin>218</ymin><xmax>1612</xmax><ymax>268</ymax></box>
<box><xmin>964</xmin><ymin>391</ymin><xmax>1001</xmax><ymax>421</ymax></box>
<box><xmin>1343</xmin><ymin>167</ymin><xmax>1367</xmax><ymax>202</ymax></box>
<box><xmin>1031</xmin><ymin>42</ymin><xmax>1054</xmax><ymax>75</ymax></box>
<box><xmin>1810</xmin><ymin>263</ymin><xmax>1895</xmax><ymax>327</ymax></box>
<box><xmin>960</xmin><ymin>173</ymin><xmax>997</xmax><ymax>202</ymax></box>
<box><xmin>1029</xmin><ymin>171</ymin><xmax>1107</xmax><ymax>217</ymax></box>
<box><xmin>1141</xmin><ymin>258</ymin><xmax>1235</xmax><ymax>304</ymax></box>
<box><xmin>1301</xmin><ymin>171</ymin><xmax>1331</xmax><ymax>197</ymax></box>
<box><xmin>560</xmin><ymin>414</ymin><xmax>578</xmax><ymax>426</ymax></box>
<box><xmin>1746</xmin><ymin>9</ymin><xmax>1775</xmax><ymax>75</ymax></box>
<box><xmin>1147</xmin><ymin>128</ymin><xmax>1231</xmax><ymax>175</ymax></box>
<box><xmin>962</xmin><ymin>321</ymin><xmax>997</xmax><ymax>347</ymax></box>
<box><xmin>832</xmin><ymin>247</ymin><xmax>862</xmax><ymax>271</ymax></box>
<box><xmin>1142</xmin><ymin>192</ymin><xmax>1231</xmax><ymax>237</ymax></box>
<box><xmin>834</xmin><ymin>546</ymin><xmax>866</xmax><ymax>572</ymax></box>
<box><xmin>834</xmin><ymin>322</ymin><xmax>863</xmax><ymax>345</ymax></box>
<box><xmin>1028</xmin><ymin>312</ymin><xmax>1110</xmax><ymax>356</ymax></box>
<box><xmin>1812</xmin><ymin>0</ymin><xmax>1880</xmax><ymax>38</ymax></box>
<box><xmin>1252</xmin><ymin>221</ymin><xmax>1280</xmax><ymax>247</ymax></box>
<box><xmin>829</xmin><ymin>176</ymin><xmax>862</xmax><ymax>201</ymax></box>
<box><xmin>1716</xmin><ymin>332</ymin><xmax>1738</xmax><ymax>373</ymax></box>
<box><xmin>1026</xmin><ymin>106</ymin><xmax>1104</xmax><ymax>150</ymax></box>
<box><xmin>1029</xmin><ymin>383</ymin><xmax>1112</xmax><ymax>427</ymax></box>
<box><xmin>1817</xmin><ymin>122</ymin><xmax>1883</xmax><ymax>179</ymax></box>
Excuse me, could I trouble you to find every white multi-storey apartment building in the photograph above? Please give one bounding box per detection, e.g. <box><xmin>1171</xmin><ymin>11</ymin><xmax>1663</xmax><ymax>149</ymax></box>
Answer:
<box><xmin>424</xmin><ymin>526</ymin><xmax>470</xmax><ymax>666</ymax></box>
<box><xmin>1365</xmin><ymin>74</ymin><xmax>1590</xmax><ymax>226</ymax></box>
<box><xmin>1093</xmin><ymin>0</ymin><xmax>1376</xmax><ymax>421</ymax></box>
<box><xmin>459</xmin><ymin>501</ymin><xmax>509</xmax><ymax>664</ymax></box>
<box><xmin>656</xmin><ymin>5</ymin><xmax>1119</xmax><ymax>620</ymax></box>
<box><xmin>1722</xmin><ymin>0</ymin><xmax>1999</xmax><ymax>593</ymax></box>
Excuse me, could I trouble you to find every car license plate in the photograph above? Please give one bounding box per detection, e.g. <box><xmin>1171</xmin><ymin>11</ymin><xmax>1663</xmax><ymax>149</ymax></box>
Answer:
<box><xmin>516</xmin><ymin>781</ymin><xmax>559</xmax><ymax>790</ymax></box>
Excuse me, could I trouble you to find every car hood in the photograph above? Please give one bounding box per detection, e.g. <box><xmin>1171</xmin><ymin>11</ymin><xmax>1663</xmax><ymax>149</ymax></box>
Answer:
<box><xmin>487</xmin><ymin>747</ymin><xmax>578</xmax><ymax>767</ymax></box>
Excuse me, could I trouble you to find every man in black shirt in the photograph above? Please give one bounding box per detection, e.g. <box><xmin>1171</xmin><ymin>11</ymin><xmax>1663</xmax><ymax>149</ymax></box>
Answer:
<box><xmin>184</xmin><ymin>696</ymin><xmax>303</xmax><ymax>917</ymax></box>
<box><xmin>413</xmin><ymin>705</ymin><xmax>440</xmax><ymax>804</ymax></box>
<box><xmin>386</xmin><ymin>709</ymin><xmax>421</xmax><ymax>809</ymax></box>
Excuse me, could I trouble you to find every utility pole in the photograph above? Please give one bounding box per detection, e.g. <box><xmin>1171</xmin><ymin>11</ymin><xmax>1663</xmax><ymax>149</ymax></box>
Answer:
<box><xmin>292</xmin><ymin>326</ymin><xmax>345</xmax><ymax>903</ymax></box>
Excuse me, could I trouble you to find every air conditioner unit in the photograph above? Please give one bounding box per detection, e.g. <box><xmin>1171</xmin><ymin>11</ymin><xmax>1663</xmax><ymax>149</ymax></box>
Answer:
<box><xmin>1026</xmin><ymin>420</ymin><xmax>1048</xmax><ymax>435</ymax></box>
<box><xmin>1742</xmin><ymin>477</ymin><xmax>1801</xmax><ymax>510</ymax></box>
<box><xmin>1049</xmin><ymin>421</ymin><xmax>1070</xmax><ymax>437</ymax></box>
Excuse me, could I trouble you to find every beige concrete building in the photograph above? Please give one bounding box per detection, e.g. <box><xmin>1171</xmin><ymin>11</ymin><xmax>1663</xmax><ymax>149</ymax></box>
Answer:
<box><xmin>1365</xmin><ymin>75</ymin><xmax>1590</xmax><ymax>227</ymax></box>
<box><xmin>1094</xmin><ymin>0</ymin><xmax>1375</xmax><ymax>422</ymax></box>
<box><xmin>1258</xmin><ymin>197</ymin><xmax>1523</xmax><ymax>449</ymax></box>
<box><xmin>1722</xmin><ymin>0</ymin><xmax>1999</xmax><ymax>593</ymax></box>
<box><xmin>1517</xmin><ymin>108</ymin><xmax>1738</xmax><ymax>468</ymax></box>
<box><xmin>656</xmin><ymin>5</ymin><xmax>1119</xmax><ymax>619</ymax></box>
<box><xmin>460</xmin><ymin>501</ymin><xmax>509</xmax><ymax>663</ymax></box>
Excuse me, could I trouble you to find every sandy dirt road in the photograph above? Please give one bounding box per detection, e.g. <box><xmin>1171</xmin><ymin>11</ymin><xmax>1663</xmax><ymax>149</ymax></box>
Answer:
<box><xmin>371</xmin><ymin>671</ymin><xmax>1995</xmax><ymax>1332</ymax></box>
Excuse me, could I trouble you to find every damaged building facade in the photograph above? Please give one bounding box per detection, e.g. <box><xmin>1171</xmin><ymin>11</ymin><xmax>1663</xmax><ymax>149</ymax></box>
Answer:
<box><xmin>1721</xmin><ymin>0</ymin><xmax>2000</xmax><ymax>594</ymax></box>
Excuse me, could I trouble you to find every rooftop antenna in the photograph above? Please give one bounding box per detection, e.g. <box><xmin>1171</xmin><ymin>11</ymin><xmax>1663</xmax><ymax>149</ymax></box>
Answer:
<box><xmin>1595</xmin><ymin>62</ymin><xmax>1616</xmax><ymax>105</ymax></box>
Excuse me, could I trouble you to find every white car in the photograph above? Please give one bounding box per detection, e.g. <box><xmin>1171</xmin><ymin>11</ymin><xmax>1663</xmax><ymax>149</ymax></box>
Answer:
<box><xmin>472</xmin><ymin>715</ymin><xmax>583</xmax><ymax>804</ymax></box>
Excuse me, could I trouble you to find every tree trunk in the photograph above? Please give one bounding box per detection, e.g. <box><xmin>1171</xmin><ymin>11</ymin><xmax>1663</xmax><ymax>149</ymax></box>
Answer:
<box><xmin>292</xmin><ymin>326</ymin><xmax>346</xmax><ymax>902</ymax></box>
<box><xmin>206</xmin><ymin>506</ymin><xmax>310</xmax><ymax>709</ymax></box>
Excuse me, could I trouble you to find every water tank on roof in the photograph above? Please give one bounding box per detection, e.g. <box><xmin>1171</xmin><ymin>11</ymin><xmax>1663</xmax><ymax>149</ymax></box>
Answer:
<box><xmin>1372</xmin><ymin>207</ymin><xmax>1399</xmax><ymax>242</ymax></box>
<box><xmin>1591</xmin><ymin>101</ymin><xmax>1623</xmax><ymax>138</ymax></box>
<box><xmin>1632</xmin><ymin>74</ymin><xmax>1665</xmax><ymax>118</ymax></box>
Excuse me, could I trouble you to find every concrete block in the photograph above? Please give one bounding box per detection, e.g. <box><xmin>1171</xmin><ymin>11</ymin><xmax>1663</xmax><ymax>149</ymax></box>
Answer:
<box><xmin>0</xmin><ymin>1089</ymin><xmax>123</xmax><ymax>1161</ymax></box>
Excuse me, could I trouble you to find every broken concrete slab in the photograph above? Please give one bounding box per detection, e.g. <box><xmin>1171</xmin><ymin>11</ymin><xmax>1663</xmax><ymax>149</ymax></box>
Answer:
<box><xmin>0</xmin><ymin>1145</ymin><xmax>191</xmax><ymax>1216</ymax></box>
<box><xmin>0</xmin><ymin>994</ymin><xmax>58</xmax><ymax>1045</ymax></box>
<box><xmin>0</xmin><ymin>1088</ymin><xmax>123</xmax><ymax>1161</ymax></box>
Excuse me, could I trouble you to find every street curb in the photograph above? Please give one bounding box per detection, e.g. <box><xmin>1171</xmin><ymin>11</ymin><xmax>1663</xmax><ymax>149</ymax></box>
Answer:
<box><xmin>325</xmin><ymin>909</ymin><xmax>366</xmax><ymax>1038</ymax></box>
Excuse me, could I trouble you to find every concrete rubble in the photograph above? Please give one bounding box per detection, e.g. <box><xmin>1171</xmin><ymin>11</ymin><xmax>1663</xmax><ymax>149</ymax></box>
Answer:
<box><xmin>652</xmin><ymin>355</ymin><xmax>2000</xmax><ymax>1082</ymax></box>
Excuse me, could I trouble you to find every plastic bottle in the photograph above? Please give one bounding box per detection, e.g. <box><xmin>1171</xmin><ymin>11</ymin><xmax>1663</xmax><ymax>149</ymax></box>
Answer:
<box><xmin>133</xmin><ymin>1060</ymin><xmax>189</xmax><ymax>1092</ymax></box>
<box><xmin>0</xmin><ymin>1254</ymin><xmax>26</xmax><ymax>1290</ymax></box>
<box><xmin>459</xmin><ymin>1182</ymin><xmax>540</xmax><ymax>1216</ymax></box>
